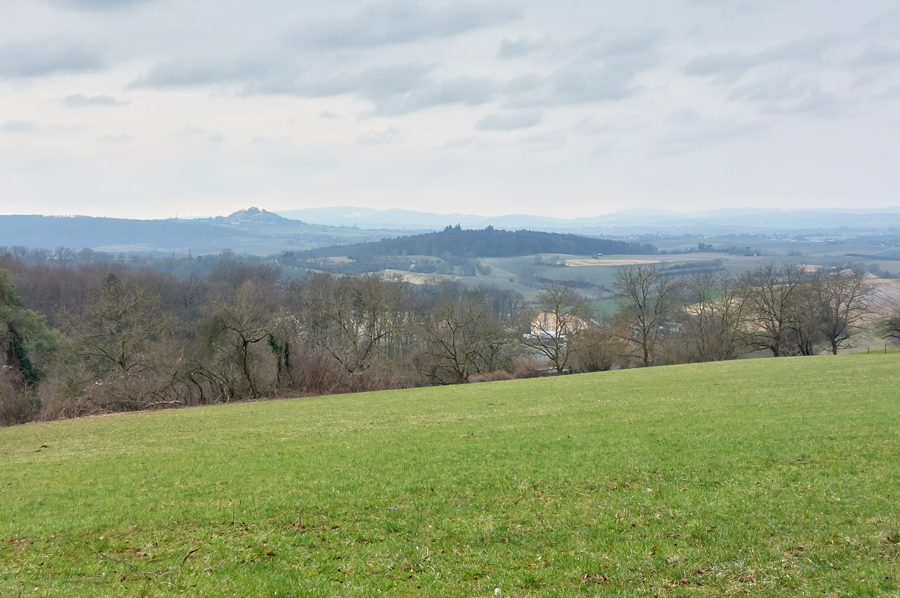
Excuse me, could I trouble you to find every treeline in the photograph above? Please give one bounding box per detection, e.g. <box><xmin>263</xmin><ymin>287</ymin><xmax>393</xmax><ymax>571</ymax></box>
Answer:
<box><xmin>613</xmin><ymin>262</ymin><xmax>876</xmax><ymax>365</ymax></box>
<box><xmin>303</xmin><ymin>226</ymin><xmax>658</xmax><ymax>260</ymax></box>
<box><xmin>0</xmin><ymin>254</ymin><xmax>891</xmax><ymax>427</ymax></box>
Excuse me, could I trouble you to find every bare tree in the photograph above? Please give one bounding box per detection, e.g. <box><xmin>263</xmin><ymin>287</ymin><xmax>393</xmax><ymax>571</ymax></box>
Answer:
<box><xmin>520</xmin><ymin>282</ymin><xmax>595</xmax><ymax>373</ymax></box>
<box><xmin>57</xmin><ymin>273</ymin><xmax>192</xmax><ymax>412</ymax></box>
<box><xmin>881</xmin><ymin>312</ymin><xmax>900</xmax><ymax>344</ymax></box>
<box><xmin>415</xmin><ymin>288</ymin><xmax>517</xmax><ymax>384</ymax></box>
<box><xmin>567</xmin><ymin>319</ymin><xmax>629</xmax><ymax>372</ymax></box>
<box><xmin>292</xmin><ymin>273</ymin><xmax>406</xmax><ymax>374</ymax></box>
<box><xmin>787</xmin><ymin>276</ymin><xmax>825</xmax><ymax>356</ymax></box>
<box><xmin>677</xmin><ymin>271</ymin><xmax>747</xmax><ymax>362</ymax></box>
<box><xmin>614</xmin><ymin>264</ymin><xmax>679</xmax><ymax>366</ymax></box>
<box><xmin>739</xmin><ymin>262</ymin><xmax>806</xmax><ymax>357</ymax></box>
<box><xmin>65</xmin><ymin>273</ymin><xmax>172</xmax><ymax>378</ymax></box>
<box><xmin>814</xmin><ymin>265</ymin><xmax>872</xmax><ymax>354</ymax></box>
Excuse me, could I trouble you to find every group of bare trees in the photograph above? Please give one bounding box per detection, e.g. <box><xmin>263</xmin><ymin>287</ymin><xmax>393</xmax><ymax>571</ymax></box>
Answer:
<box><xmin>0</xmin><ymin>256</ymin><xmax>545</xmax><ymax>424</ymax></box>
<box><xmin>612</xmin><ymin>262</ymin><xmax>875</xmax><ymax>366</ymax></box>
<box><xmin>0</xmin><ymin>251</ymin><xmax>889</xmax><ymax>427</ymax></box>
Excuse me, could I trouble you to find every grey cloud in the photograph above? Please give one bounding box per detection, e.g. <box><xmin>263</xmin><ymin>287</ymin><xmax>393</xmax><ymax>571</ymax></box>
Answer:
<box><xmin>881</xmin><ymin>85</ymin><xmax>900</xmax><ymax>100</ymax></box>
<box><xmin>520</xmin><ymin>130</ymin><xmax>567</xmax><ymax>151</ymax></box>
<box><xmin>48</xmin><ymin>0</ymin><xmax>154</xmax><ymax>9</ymax></box>
<box><xmin>319</xmin><ymin>111</ymin><xmax>339</xmax><ymax>119</ymax></box>
<box><xmin>356</xmin><ymin>127</ymin><xmax>402</xmax><ymax>145</ymax></box>
<box><xmin>503</xmin><ymin>75</ymin><xmax>542</xmax><ymax>94</ymax></box>
<box><xmin>129</xmin><ymin>59</ymin><xmax>272</xmax><ymax>88</ymax></box>
<box><xmin>505</xmin><ymin>32</ymin><xmax>660</xmax><ymax>106</ymax></box>
<box><xmin>660</xmin><ymin>109</ymin><xmax>765</xmax><ymax>154</ymax></box>
<box><xmin>297</xmin><ymin>3</ymin><xmax>518</xmax><ymax>49</ymax></box>
<box><xmin>730</xmin><ymin>78</ymin><xmax>849</xmax><ymax>116</ymax></box>
<box><xmin>444</xmin><ymin>136</ymin><xmax>476</xmax><ymax>148</ymax></box>
<box><xmin>549</xmin><ymin>58</ymin><xmax>646</xmax><ymax>103</ymax></box>
<box><xmin>124</xmin><ymin>28</ymin><xmax>659</xmax><ymax>116</ymax></box>
<box><xmin>685</xmin><ymin>37</ymin><xmax>855</xmax><ymax>116</ymax></box>
<box><xmin>408</xmin><ymin>77</ymin><xmax>494</xmax><ymax>106</ymax></box>
<box><xmin>140</xmin><ymin>60</ymin><xmax>437</xmax><ymax>102</ymax></box>
<box><xmin>686</xmin><ymin>38</ymin><xmax>831</xmax><ymax>81</ymax></box>
<box><xmin>1</xmin><ymin>121</ymin><xmax>38</xmax><ymax>133</ymax></box>
<box><xmin>476</xmin><ymin>109</ymin><xmax>543</xmax><ymax>131</ymax></box>
<box><xmin>497</xmin><ymin>36</ymin><xmax>548</xmax><ymax>59</ymax></box>
<box><xmin>686</xmin><ymin>53</ymin><xmax>755</xmax><ymax>78</ymax></box>
<box><xmin>375</xmin><ymin>77</ymin><xmax>495</xmax><ymax>115</ymax></box>
<box><xmin>64</xmin><ymin>93</ymin><xmax>125</xmax><ymax>107</ymax></box>
<box><xmin>133</xmin><ymin>57</ymin><xmax>491</xmax><ymax>115</ymax></box>
<box><xmin>851</xmin><ymin>45</ymin><xmax>900</xmax><ymax>68</ymax></box>
<box><xmin>299</xmin><ymin>63</ymin><xmax>435</xmax><ymax>99</ymax></box>
<box><xmin>0</xmin><ymin>37</ymin><xmax>104</xmax><ymax>78</ymax></box>
<box><xmin>127</xmin><ymin>29</ymin><xmax>658</xmax><ymax>116</ymax></box>
<box><xmin>585</xmin><ymin>31</ymin><xmax>660</xmax><ymax>60</ymax></box>
<box><xmin>572</xmin><ymin>118</ymin><xmax>611</xmax><ymax>137</ymax></box>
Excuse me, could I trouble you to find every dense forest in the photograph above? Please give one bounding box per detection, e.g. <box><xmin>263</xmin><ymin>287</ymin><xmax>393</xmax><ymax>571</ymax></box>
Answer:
<box><xmin>0</xmin><ymin>247</ymin><xmax>887</xmax><ymax>427</ymax></box>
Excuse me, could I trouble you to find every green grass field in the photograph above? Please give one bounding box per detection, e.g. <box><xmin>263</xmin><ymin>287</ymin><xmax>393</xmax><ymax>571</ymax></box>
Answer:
<box><xmin>2</xmin><ymin>356</ymin><xmax>899</xmax><ymax>597</ymax></box>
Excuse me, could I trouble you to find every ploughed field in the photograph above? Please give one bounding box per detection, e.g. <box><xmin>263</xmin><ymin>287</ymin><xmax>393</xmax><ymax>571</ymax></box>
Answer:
<box><xmin>1</xmin><ymin>356</ymin><xmax>899</xmax><ymax>597</ymax></box>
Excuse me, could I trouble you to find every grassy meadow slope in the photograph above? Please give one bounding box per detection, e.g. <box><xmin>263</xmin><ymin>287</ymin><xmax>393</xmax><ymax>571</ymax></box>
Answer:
<box><xmin>2</xmin><ymin>356</ymin><xmax>899</xmax><ymax>597</ymax></box>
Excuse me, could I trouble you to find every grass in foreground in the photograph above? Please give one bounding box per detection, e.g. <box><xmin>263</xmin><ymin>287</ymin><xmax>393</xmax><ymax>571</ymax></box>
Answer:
<box><xmin>1</xmin><ymin>355</ymin><xmax>899</xmax><ymax>597</ymax></box>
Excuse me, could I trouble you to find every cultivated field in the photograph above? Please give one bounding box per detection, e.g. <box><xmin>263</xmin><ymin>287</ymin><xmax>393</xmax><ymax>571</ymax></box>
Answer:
<box><xmin>867</xmin><ymin>279</ymin><xmax>900</xmax><ymax>316</ymax></box>
<box><xmin>2</xmin><ymin>356</ymin><xmax>899</xmax><ymax>596</ymax></box>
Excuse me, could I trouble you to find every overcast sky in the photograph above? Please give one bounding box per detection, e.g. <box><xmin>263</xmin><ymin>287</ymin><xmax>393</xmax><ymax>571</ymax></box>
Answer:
<box><xmin>0</xmin><ymin>0</ymin><xmax>899</xmax><ymax>219</ymax></box>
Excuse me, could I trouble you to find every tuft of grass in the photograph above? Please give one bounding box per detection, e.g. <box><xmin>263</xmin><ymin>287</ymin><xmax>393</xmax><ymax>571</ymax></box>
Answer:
<box><xmin>1</xmin><ymin>355</ymin><xmax>899</xmax><ymax>596</ymax></box>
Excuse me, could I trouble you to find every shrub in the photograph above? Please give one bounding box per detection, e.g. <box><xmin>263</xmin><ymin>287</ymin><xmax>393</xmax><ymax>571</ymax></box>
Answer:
<box><xmin>0</xmin><ymin>369</ymin><xmax>36</xmax><ymax>426</ymax></box>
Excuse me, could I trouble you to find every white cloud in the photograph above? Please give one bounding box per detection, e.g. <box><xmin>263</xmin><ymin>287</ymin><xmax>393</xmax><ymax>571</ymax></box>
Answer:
<box><xmin>476</xmin><ymin>109</ymin><xmax>543</xmax><ymax>130</ymax></box>
<box><xmin>356</xmin><ymin>127</ymin><xmax>402</xmax><ymax>145</ymax></box>
<box><xmin>660</xmin><ymin>109</ymin><xmax>766</xmax><ymax>154</ymax></box>
<box><xmin>1</xmin><ymin>121</ymin><xmax>38</xmax><ymax>133</ymax></box>
<box><xmin>63</xmin><ymin>93</ymin><xmax>126</xmax><ymax>107</ymax></box>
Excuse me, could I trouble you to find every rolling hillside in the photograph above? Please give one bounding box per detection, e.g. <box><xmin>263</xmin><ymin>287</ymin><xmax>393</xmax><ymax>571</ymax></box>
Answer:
<box><xmin>2</xmin><ymin>355</ymin><xmax>898</xmax><ymax>596</ymax></box>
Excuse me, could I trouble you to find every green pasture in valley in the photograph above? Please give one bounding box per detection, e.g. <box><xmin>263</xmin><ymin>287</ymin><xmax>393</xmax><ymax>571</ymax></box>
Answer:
<box><xmin>2</xmin><ymin>356</ymin><xmax>899</xmax><ymax>596</ymax></box>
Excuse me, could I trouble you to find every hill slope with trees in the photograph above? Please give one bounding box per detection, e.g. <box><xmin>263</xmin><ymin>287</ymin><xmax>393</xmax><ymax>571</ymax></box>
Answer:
<box><xmin>303</xmin><ymin>225</ymin><xmax>658</xmax><ymax>259</ymax></box>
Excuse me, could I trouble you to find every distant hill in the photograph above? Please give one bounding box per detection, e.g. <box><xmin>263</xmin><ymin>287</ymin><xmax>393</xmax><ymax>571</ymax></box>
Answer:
<box><xmin>0</xmin><ymin>208</ymin><xmax>418</xmax><ymax>256</ymax></box>
<box><xmin>302</xmin><ymin>225</ymin><xmax>657</xmax><ymax>259</ymax></box>
<box><xmin>278</xmin><ymin>206</ymin><xmax>900</xmax><ymax>235</ymax></box>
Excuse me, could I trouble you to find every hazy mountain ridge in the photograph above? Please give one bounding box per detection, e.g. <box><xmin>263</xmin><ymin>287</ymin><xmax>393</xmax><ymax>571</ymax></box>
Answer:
<box><xmin>0</xmin><ymin>208</ymin><xmax>420</xmax><ymax>255</ymax></box>
<box><xmin>277</xmin><ymin>206</ymin><xmax>900</xmax><ymax>234</ymax></box>
<box><xmin>4</xmin><ymin>206</ymin><xmax>900</xmax><ymax>257</ymax></box>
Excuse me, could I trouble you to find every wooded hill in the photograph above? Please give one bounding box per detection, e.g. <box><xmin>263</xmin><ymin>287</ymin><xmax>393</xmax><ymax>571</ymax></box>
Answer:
<box><xmin>302</xmin><ymin>225</ymin><xmax>658</xmax><ymax>259</ymax></box>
